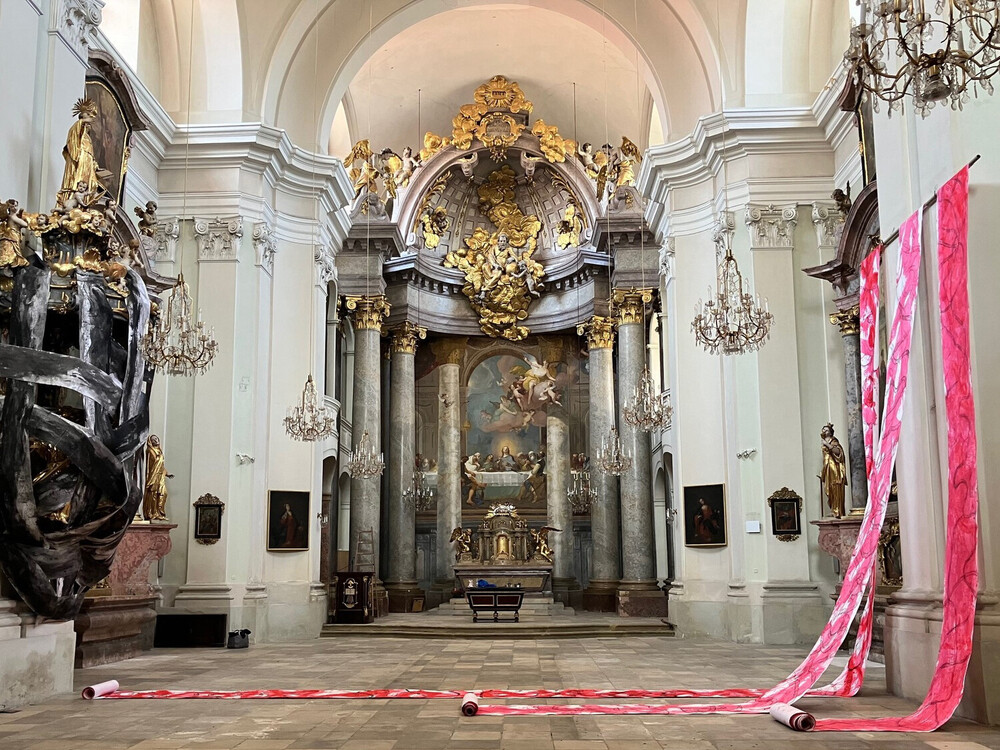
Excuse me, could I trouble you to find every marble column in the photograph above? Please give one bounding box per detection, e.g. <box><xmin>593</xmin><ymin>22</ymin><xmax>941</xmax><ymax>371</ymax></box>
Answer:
<box><xmin>345</xmin><ymin>295</ymin><xmax>389</xmax><ymax>580</ymax></box>
<box><xmin>579</xmin><ymin>316</ymin><xmax>621</xmax><ymax>612</ymax></box>
<box><xmin>547</xmin><ymin>401</ymin><xmax>577</xmax><ymax>603</ymax></box>
<box><xmin>431</xmin><ymin>338</ymin><xmax>466</xmax><ymax>604</ymax></box>
<box><xmin>830</xmin><ymin>306</ymin><xmax>867</xmax><ymax>511</ymax></box>
<box><xmin>614</xmin><ymin>289</ymin><xmax>667</xmax><ymax>617</ymax></box>
<box><xmin>385</xmin><ymin>323</ymin><xmax>427</xmax><ymax>612</ymax></box>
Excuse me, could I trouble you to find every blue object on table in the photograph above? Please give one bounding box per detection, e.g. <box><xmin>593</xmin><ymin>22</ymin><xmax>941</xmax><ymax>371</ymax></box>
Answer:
<box><xmin>476</xmin><ymin>579</ymin><xmax>496</xmax><ymax>588</ymax></box>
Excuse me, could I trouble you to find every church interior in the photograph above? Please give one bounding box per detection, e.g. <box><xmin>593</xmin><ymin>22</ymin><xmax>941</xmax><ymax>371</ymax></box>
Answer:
<box><xmin>1</xmin><ymin>0</ymin><xmax>999</xmax><ymax>747</ymax></box>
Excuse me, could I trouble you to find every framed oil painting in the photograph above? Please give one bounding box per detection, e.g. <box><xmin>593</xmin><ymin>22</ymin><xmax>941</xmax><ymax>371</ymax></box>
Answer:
<box><xmin>193</xmin><ymin>493</ymin><xmax>224</xmax><ymax>545</ymax></box>
<box><xmin>268</xmin><ymin>490</ymin><xmax>310</xmax><ymax>551</ymax></box>
<box><xmin>683</xmin><ymin>484</ymin><xmax>727</xmax><ymax>547</ymax></box>
<box><xmin>768</xmin><ymin>487</ymin><xmax>803</xmax><ymax>540</ymax></box>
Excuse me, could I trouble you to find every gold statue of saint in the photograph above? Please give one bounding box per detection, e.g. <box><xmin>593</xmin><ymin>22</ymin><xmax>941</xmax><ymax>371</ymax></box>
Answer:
<box><xmin>0</xmin><ymin>199</ymin><xmax>31</xmax><ymax>269</ymax></box>
<box><xmin>142</xmin><ymin>435</ymin><xmax>172</xmax><ymax>521</ymax></box>
<box><xmin>60</xmin><ymin>98</ymin><xmax>101</xmax><ymax>201</ymax></box>
<box><xmin>819</xmin><ymin>423</ymin><xmax>848</xmax><ymax>518</ymax></box>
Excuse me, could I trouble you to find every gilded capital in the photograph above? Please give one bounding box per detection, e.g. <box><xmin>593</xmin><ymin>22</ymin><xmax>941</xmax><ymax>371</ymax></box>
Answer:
<box><xmin>344</xmin><ymin>295</ymin><xmax>390</xmax><ymax>331</ymax></box>
<box><xmin>830</xmin><ymin>305</ymin><xmax>860</xmax><ymax>336</ymax></box>
<box><xmin>431</xmin><ymin>337</ymin><xmax>468</xmax><ymax>365</ymax></box>
<box><xmin>577</xmin><ymin>316</ymin><xmax>617</xmax><ymax>349</ymax></box>
<box><xmin>388</xmin><ymin>322</ymin><xmax>427</xmax><ymax>355</ymax></box>
<box><xmin>612</xmin><ymin>288</ymin><xmax>654</xmax><ymax>326</ymax></box>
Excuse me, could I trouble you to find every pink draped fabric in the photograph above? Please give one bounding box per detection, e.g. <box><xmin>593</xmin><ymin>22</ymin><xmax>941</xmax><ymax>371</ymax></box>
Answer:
<box><xmin>97</xmin><ymin>172</ymin><xmax>979</xmax><ymax>733</ymax></box>
<box><xmin>813</xmin><ymin>166</ymin><xmax>979</xmax><ymax>732</ymax></box>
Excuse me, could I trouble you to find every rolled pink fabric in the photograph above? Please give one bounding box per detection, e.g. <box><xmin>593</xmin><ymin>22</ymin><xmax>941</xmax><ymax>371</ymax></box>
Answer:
<box><xmin>82</xmin><ymin>680</ymin><xmax>120</xmax><ymax>700</ymax></box>
<box><xmin>769</xmin><ymin>702</ymin><xmax>815</xmax><ymax>731</ymax></box>
<box><xmin>461</xmin><ymin>692</ymin><xmax>479</xmax><ymax>716</ymax></box>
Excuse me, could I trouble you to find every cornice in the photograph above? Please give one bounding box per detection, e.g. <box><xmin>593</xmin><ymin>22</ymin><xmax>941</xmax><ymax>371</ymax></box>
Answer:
<box><xmin>638</xmin><ymin>108</ymin><xmax>835</xmax><ymax>242</ymax></box>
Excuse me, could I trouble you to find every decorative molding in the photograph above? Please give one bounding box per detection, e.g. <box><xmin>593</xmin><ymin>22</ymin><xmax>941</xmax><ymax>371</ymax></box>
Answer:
<box><xmin>53</xmin><ymin>0</ymin><xmax>104</xmax><ymax>63</ymax></box>
<box><xmin>252</xmin><ymin>221</ymin><xmax>277</xmax><ymax>272</ymax></box>
<box><xmin>712</xmin><ymin>211</ymin><xmax>736</xmax><ymax>261</ymax></box>
<box><xmin>658</xmin><ymin>236</ymin><xmax>676</xmax><ymax>280</ymax></box>
<box><xmin>745</xmin><ymin>204</ymin><xmax>798</xmax><ymax>250</ymax></box>
<box><xmin>315</xmin><ymin>245</ymin><xmax>337</xmax><ymax>286</ymax></box>
<box><xmin>150</xmin><ymin>216</ymin><xmax>180</xmax><ymax>263</ymax></box>
<box><xmin>194</xmin><ymin>217</ymin><xmax>243</xmax><ymax>261</ymax></box>
<box><xmin>811</xmin><ymin>201</ymin><xmax>844</xmax><ymax>249</ymax></box>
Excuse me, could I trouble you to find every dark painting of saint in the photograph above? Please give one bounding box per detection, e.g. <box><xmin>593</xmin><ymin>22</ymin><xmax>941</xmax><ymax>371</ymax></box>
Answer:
<box><xmin>268</xmin><ymin>490</ymin><xmax>310</xmax><ymax>551</ymax></box>
<box><xmin>684</xmin><ymin>484</ymin><xmax>727</xmax><ymax>547</ymax></box>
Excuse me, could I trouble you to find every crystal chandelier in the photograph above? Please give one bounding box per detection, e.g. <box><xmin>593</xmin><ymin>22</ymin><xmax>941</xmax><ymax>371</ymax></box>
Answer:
<box><xmin>403</xmin><ymin>468</ymin><xmax>435</xmax><ymax>511</ymax></box>
<box><xmin>623</xmin><ymin>368</ymin><xmax>673</xmax><ymax>432</ymax></box>
<box><xmin>142</xmin><ymin>273</ymin><xmax>219</xmax><ymax>376</ymax></box>
<box><xmin>596</xmin><ymin>427</ymin><xmax>632</xmax><ymax>476</ymax></box>
<box><xmin>347</xmin><ymin>429</ymin><xmax>384</xmax><ymax>479</ymax></box>
<box><xmin>691</xmin><ymin>228</ymin><xmax>773</xmax><ymax>355</ymax></box>
<box><xmin>568</xmin><ymin>470</ymin><xmax>597</xmax><ymax>514</ymax></box>
<box><xmin>283</xmin><ymin>374</ymin><xmax>336</xmax><ymax>441</ymax></box>
<box><xmin>846</xmin><ymin>0</ymin><xmax>1000</xmax><ymax>117</ymax></box>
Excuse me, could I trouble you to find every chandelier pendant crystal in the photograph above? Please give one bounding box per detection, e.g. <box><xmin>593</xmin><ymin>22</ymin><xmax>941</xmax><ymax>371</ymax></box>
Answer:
<box><xmin>404</xmin><ymin>468</ymin><xmax>435</xmax><ymax>511</ymax></box>
<box><xmin>846</xmin><ymin>0</ymin><xmax>1000</xmax><ymax>117</ymax></box>
<box><xmin>347</xmin><ymin>429</ymin><xmax>384</xmax><ymax>479</ymax></box>
<box><xmin>283</xmin><ymin>374</ymin><xmax>336</xmax><ymax>442</ymax></box>
<box><xmin>142</xmin><ymin>273</ymin><xmax>219</xmax><ymax>376</ymax></box>
<box><xmin>623</xmin><ymin>368</ymin><xmax>673</xmax><ymax>432</ymax></box>
<box><xmin>568</xmin><ymin>469</ymin><xmax>597</xmax><ymax>514</ymax></box>
<box><xmin>691</xmin><ymin>230</ymin><xmax>773</xmax><ymax>355</ymax></box>
<box><xmin>596</xmin><ymin>427</ymin><xmax>632</xmax><ymax>476</ymax></box>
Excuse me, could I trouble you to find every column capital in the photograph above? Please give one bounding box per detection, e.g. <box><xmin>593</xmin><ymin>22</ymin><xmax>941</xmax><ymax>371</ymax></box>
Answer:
<box><xmin>745</xmin><ymin>204</ymin><xmax>797</xmax><ymax>250</ymax></box>
<box><xmin>344</xmin><ymin>295</ymin><xmax>390</xmax><ymax>331</ymax></box>
<box><xmin>431</xmin><ymin>337</ymin><xmax>468</xmax><ymax>365</ymax></box>
<box><xmin>830</xmin><ymin>305</ymin><xmax>860</xmax><ymax>335</ymax></box>
<box><xmin>612</xmin><ymin>288</ymin><xmax>655</xmax><ymax>326</ymax></box>
<box><xmin>194</xmin><ymin>217</ymin><xmax>244</xmax><ymax>262</ymax></box>
<box><xmin>387</xmin><ymin>322</ymin><xmax>427</xmax><ymax>354</ymax></box>
<box><xmin>577</xmin><ymin>315</ymin><xmax>617</xmax><ymax>349</ymax></box>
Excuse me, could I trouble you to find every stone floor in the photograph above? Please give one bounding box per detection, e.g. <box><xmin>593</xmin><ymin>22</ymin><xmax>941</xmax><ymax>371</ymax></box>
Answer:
<box><xmin>2</xmin><ymin>636</ymin><xmax>998</xmax><ymax>749</ymax></box>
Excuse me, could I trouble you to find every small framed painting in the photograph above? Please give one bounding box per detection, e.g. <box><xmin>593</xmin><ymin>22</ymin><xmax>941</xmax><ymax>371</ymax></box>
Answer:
<box><xmin>193</xmin><ymin>494</ymin><xmax>224</xmax><ymax>545</ymax></box>
<box><xmin>768</xmin><ymin>487</ymin><xmax>803</xmax><ymax>540</ymax></box>
<box><xmin>683</xmin><ymin>484</ymin><xmax>727</xmax><ymax>547</ymax></box>
<box><xmin>268</xmin><ymin>490</ymin><xmax>310</xmax><ymax>551</ymax></box>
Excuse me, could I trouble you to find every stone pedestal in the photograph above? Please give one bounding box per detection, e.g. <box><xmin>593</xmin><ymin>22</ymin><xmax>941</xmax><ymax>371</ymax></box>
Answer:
<box><xmin>73</xmin><ymin>522</ymin><xmax>174</xmax><ymax>668</ymax></box>
<box><xmin>812</xmin><ymin>515</ymin><xmax>898</xmax><ymax>658</ymax></box>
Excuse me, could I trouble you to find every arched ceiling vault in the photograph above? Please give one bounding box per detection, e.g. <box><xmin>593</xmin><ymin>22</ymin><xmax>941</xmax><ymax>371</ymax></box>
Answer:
<box><xmin>112</xmin><ymin>1</ymin><xmax>853</xmax><ymax>153</ymax></box>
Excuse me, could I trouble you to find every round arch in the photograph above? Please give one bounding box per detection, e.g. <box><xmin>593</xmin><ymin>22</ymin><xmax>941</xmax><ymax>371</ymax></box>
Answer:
<box><xmin>261</xmin><ymin>0</ymin><xmax>724</xmax><ymax>152</ymax></box>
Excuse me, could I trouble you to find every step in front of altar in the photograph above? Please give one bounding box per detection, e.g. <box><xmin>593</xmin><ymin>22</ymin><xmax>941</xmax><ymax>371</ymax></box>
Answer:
<box><xmin>430</xmin><ymin>594</ymin><xmax>575</xmax><ymax>618</ymax></box>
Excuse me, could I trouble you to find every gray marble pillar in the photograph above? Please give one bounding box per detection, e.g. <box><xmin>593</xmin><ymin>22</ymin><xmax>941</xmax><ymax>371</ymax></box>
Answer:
<box><xmin>546</xmin><ymin>403</ymin><xmax>576</xmax><ymax>602</ymax></box>
<box><xmin>614</xmin><ymin>290</ymin><xmax>666</xmax><ymax>616</ymax></box>
<box><xmin>385</xmin><ymin>323</ymin><xmax>427</xmax><ymax>611</ymax></box>
<box><xmin>579</xmin><ymin>316</ymin><xmax>621</xmax><ymax>611</ymax></box>
<box><xmin>346</xmin><ymin>296</ymin><xmax>389</xmax><ymax>580</ymax></box>
<box><xmin>831</xmin><ymin>307</ymin><xmax>867</xmax><ymax>510</ymax></box>
<box><xmin>432</xmin><ymin>338</ymin><xmax>465</xmax><ymax>603</ymax></box>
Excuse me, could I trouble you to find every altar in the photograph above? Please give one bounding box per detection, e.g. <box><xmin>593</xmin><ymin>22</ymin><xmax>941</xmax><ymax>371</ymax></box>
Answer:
<box><xmin>451</xmin><ymin>503</ymin><xmax>555</xmax><ymax>593</ymax></box>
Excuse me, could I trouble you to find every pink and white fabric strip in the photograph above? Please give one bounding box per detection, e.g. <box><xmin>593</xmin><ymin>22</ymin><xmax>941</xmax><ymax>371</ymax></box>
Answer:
<box><xmin>93</xmin><ymin>171</ymin><xmax>979</xmax><ymax>734</ymax></box>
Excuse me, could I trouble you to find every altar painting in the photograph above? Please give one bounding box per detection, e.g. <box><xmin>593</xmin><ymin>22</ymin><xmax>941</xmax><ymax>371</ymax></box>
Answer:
<box><xmin>467</xmin><ymin>354</ymin><xmax>553</xmax><ymax>458</ymax></box>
